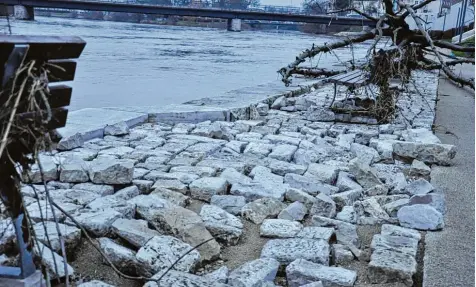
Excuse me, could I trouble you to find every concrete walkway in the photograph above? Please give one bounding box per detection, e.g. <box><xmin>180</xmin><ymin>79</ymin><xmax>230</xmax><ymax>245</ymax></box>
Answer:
<box><xmin>423</xmin><ymin>65</ymin><xmax>475</xmax><ymax>287</ymax></box>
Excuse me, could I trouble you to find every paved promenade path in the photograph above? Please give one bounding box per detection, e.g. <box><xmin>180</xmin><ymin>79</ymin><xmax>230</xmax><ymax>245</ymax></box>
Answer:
<box><xmin>423</xmin><ymin>64</ymin><xmax>475</xmax><ymax>287</ymax></box>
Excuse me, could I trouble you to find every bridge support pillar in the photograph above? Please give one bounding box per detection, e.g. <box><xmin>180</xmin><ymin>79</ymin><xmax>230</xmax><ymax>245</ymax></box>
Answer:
<box><xmin>14</xmin><ymin>5</ymin><xmax>34</xmax><ymax>21</ymax></box>
<box><xmin>227</xmin><ymin>18</ymin><xmax>241</xmax><ymax>32</ymax></box>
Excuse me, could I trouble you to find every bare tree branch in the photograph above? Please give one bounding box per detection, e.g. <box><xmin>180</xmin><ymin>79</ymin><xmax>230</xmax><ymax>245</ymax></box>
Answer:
<box><xmin>327</xmin><ymin>8</ymin><xmax>379</xmax><ymax>22</ymax></box>
<box><xmin>278</xmin><ymin>31</ymin><xmax>376</xmax><ymax>85</ymax></box>
<box><xmin>401</xmin><ymin>1</ymin><xmax>474</xmax><ymax>89</ymax></box>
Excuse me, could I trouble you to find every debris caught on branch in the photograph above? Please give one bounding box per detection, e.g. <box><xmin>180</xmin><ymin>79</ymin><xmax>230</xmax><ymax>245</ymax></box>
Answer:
<box><xmin>279</xmin><ymin>0</ymin><xmax>475</xmax><ymax>122</ymax></box>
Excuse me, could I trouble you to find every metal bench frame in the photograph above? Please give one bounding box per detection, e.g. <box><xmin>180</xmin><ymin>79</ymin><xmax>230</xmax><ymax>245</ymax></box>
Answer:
<box><xmin>327</xmin><ymin>69</ymin><xmax>371</xmax><ymax>107</ymax></box>
<box><xmin>0</xmin><ymin>35</ymin><xmax>85</xmax><ymax>280</ymax></box>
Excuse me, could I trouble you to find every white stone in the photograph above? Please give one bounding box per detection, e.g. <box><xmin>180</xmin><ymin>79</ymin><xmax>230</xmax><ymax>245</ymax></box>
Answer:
<box><xmin>261</xmin><ymin>238</ymin><xmax>330</xmax><ymax>265</ymax></box>
<box><xmin>169</xmin><ymin>165</ymin><xmax>217</xmax><ymax>177</ymax></box>
<box><xmin>241</xmin><ymin>198</ymin><xmax>286</xmax><ymax>224</ymax></box>
<box><xmin>152</xmin><ymin>179</ymin><xmax>188</xmax><ymax>194</ymax></box>
<box><xmin>336</xmin><ymin>172</ymin><xmax>362</xmax><ymax>192</ymax></box>
<box><xmin>336</xmin><ymin>206</ymin><xmax>357</xmax><ymax>224</ymax></box>
<box><xmin>231</xmin><ymin>182</ymin><xmax>285</xmax><ymax>202</ymax></box>
<box><xmin>72</xmin><ymin>183</ymin><xmax>114</xmax><ymax>196</ymax></box>
<box><xmin>219</xmin><ymin>168</ymin><xmax>252</xmax><ymax>185</ymax></box>
<box><xmin>104</xmin><ymin>121</ymin><xmax>130</xmax><ymax>136</ymax></box>
<box><xmin>403</xmin><ymin>178</ymin><xmax>434</xmax><ymax>195</ymax></box>
<box><xmin>380</xmin><ymin>224</ymin><xmax>422</xmax><ymax>241</ymax></box>
<box><xmin>286</xmin><ymin>259</ymin><xmax>357</xmax><ymax>287</ymax></box>
<box><xmin>98</xmin><ymin>237</ymin><xmax>138</xmax><ymax>274</ymax></box>
<box><xmin>228</xmin><ymin>258</ymin><xmax>280</xmax><ymax>287</ymax></box>
<box><xmin>243</xmin><ymin>142</ymin><xmax>274</xmax><ymax>158</ymax></box>
<box><xmin>311</xmin><ymin>216</ymin><xmax>360</xmax><ymax>248</ymax></box>
<box><xmin>111</xmin><ymin>218</ymin><xmax>161</xmax><ymax>248</ymax></box>
<box><xmin>285</xmin><ymin>188</ymin><xmax>316</xmax><ymax>210</ymax></box>
<box><xmin>88</xmin><ymin>158</ymin><xmax>134</xmax><ymax>184</ymax></box>
<box><xmin>210</xmin><ymin>195</ymin><xmax>246</xmax><ymax>215</ymax></box>
<box><xmin>296</xmin><ymin>226</ymin><xmax>335</xmax><ymax>242</ymax></box>
<box><xmin>260</xmin><ymin>219</ymin><xmax>303</xmax><ymax>238</ymax></box>
<box><xmin>284</xmin><ymin>174</ymin><xmax>337</xmax><ymax>196</ymax></box>
<box><xmin>57</xmin><ymin>133</ymin><xmax>84</xmax><ymax>151</ymax></box>
<box><xmin>305</xmin><ymin>164</ymin><xmax>339</xmax><ymax>184</ymax></box>
<box><xmin>332</xmin><ymin>244</ymin><xmax>354</xmax><ymax>265</ymax></box>
<box><xmin>267</xmin><ymin>159</ymin><xmax>307</xmax><ymax>176</ymax></box>
<box><xmin>354</xmin><ymin>197</ymin><xmax>391</xmax><ymax>225</ymax></box>
<box><xmin>200</xmin><ymin>205</ymin><xmax>243</xmax><ymax>245</ymax></box>
<box><xmin>330</xmin><ymin>189</ymin><xmax>362</xmax><ymax>210</ymax></box>
<box><xmin>136</xmin><ymin>235</ymin><xmax>200</xmax><ymax>277</ymax></box>
<box><xmin>350</xmin><ymin>143</ymin><xmax>380</xmax><ymax>164</ymax></box>
<box><xmin>348</xmin><ymin>158</ymin><xmax>382</xmax><ymax>189</ymax></box>
<box><xmin>392</xmin><ymin>141</ymin><xmax>456</xmax><ymax>166</ymax></box>
<box><xmin>397</xmin><ymin>204</ymin><xmax>444</xmax><ymax>230</ymax></box>
<box><xmin>310</xmin><ymin>193</ymin><xmax>336</xmax><ymax>218</ymax></box>
<box><xmin>278</xmin><ymin>201</ymin><xmax>307</xmax><ymax>221</ymax></box>
<box><xmin>65</xmin><ymin>209</ymin><xmax>123</xmax><ymax>237</ymax></box>
<box><xmin>33</xmin><ymin>221</ymin><xmax>81</xmax><ymax>253</ymax></box>
<box><xmin>189</xmin><ymin>177</ymin><xmax>228</xmax><ymax>202</ymax></box>
<box><xmin>151</xmin><ymin>187</ymin><xmax>190</xmax><ymax>207</ymax></box>
<box><xmin>268</xmin><ymin>144</ymin><xmax>298</xmax><ymax>162</ymax></box>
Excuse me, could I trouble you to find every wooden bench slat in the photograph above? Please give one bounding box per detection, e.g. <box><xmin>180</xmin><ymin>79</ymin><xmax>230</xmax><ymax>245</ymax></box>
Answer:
<box><xmin>328</xmin><ymin>70</ymin><xmax>361</xmax><ymax>81</ymax></box>
<box><xmin>0</xmin><ymin>36</ymin><xmax>85</xmax><ymax>60</ymax></box>
<box><xmin>330</xmin><ymin>72</ymin><xmax>362</xmax><ymax>84</ymax></box>
<box><xmin>16</xmin><ymin>108</ymin><xmax>68</xmax><ymax>130</ymax></box>
<box><xmin>47</xmin><ymin>60</ymin><xmax>77</xmax><ymax>82</ymax></box>
<box><xmin>47</xmin><ymin>85</ymin><xmax>72</xmax><ymax>108</ymax></box>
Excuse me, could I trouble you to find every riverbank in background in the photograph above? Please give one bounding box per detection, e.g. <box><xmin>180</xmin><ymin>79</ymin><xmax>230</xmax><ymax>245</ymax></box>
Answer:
<box><xmin>34</xmin><ymin>9</ymin><xmax>358</xmax><ymax>34</ymax></box>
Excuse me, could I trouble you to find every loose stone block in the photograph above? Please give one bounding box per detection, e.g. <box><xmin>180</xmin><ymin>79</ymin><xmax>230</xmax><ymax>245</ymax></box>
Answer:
<box><xmin>261</xmin><ymin>238</ymin><xmax>330</xmax><ymax>265</ymax></box>
<box><xmin>285</xmin><ymin>187</ymin><xmax>316</xmax><ymax>210</ymax></box>
<box><xmin>228</xmin><ymin>258</ymin><xmax>280</xmax><ymax>287</ymax></box>
<box><xmin>66</xmin><ymin>209</ymin><xmax>123</xmax><ymax>237</ymax></box>
<box><xmin>408</xmin><ymin>193</ymin><xmax>445</xmax><ymax>214</ymax></box>
<box><xmin>296</xmin><ymin>226</ymin><xmax>335</xmax><ymax>242</ymax></box>
<box><xmin>354</xmin><ymin>197</ymin><xmax>391</xmax><ymax>225</ymax></box>
<box><xmin>311</xmin><ymin>216</ymin><xmax>360</xmax><ymax>248</ymax></box>
<box><xmin>407</xmin><ymin>159</ymin><xmax>431</xmax><ymax>180</ymax></box>
<box><xmin>392</xmin><ymin>141</ymin><xmax>456</xmax><ymax>166</ymax></box>
<box><xmin>210</xmin><ymin>195</ymin><xmax>246</xmax><ymax>215</ymax></box>
<box><xmin>144</xmin><ymin>270</ymin><xmax>227</xmax><ymax>287</ymax></box>
<box><xmin>59</xmin><ymin>157</ymin><xmax>90</xmax><ymax>183</ymax></box>
<box><xmin>77</xmin><ymin>280</ymin><xmax>114</xmax><ymax>287</ymax></box>
<box><xmin>268</xmin><ymin>144</ymin><xmax>298</xmax><ymax>162</ymax></box>
<box><xmin>332</xmin><ymin>244</ymin><xmax>354</xmax><ymax>265</ymax></box>
<box><xmin>34</xmin><ymin>242</ymin><xmax>74</xmax><ymax>279</ymax></box>
<box><xmin>241</xmin><ymin>198</ymin><xmax>286</xmax><ymax>224</ymax></box>
<box><xmin>267</xmin><ymin>159</ymin><xmax>307</xmax><ymax>176</ymax></box>
<box><xmin>348</xmin><ymin>158</ymin><xmax>382</xmax><ymax>189</ymax></box>
<box><xmin>350</xmin><ymin>143</ymin><xmax>380</xmax><ymax>164</ymax></box>
<box><xmin>264</xmin><ymin>134</ymin><xmax>301</xmax><ymax>146</ymax></box>
<box><xmin>368</xmin><ymin>249</ymin><xmax>417</xmax><ymax>286</ymax></box>
<box><xmin>383</xmin><ymin>198</ymin><xmax>410</xmax><ymax>217</ymax></box>
<box><xmin>305</xmin><ymin>163</ymin><xmax>339</xmax><ymax>185</ymax></box>
<box><xmin>151</xmin><ymin>187</ymin><xmax>190</xmax><ymax>207</ymax></box>
<box><xmin>200</xmin><ymin>205</ymin><xmax>243</xmax><ymax>245</ymax></box>
<box><xmin>260</xmin><ymin>219</ymin><xmax>303</xmax><ymax>238</ymax></box>
<box><xmin>219</xmin><ymin>168</ymin><xmax>252</xmax><ymax>185</ymax></box>
<box><xmin>305</xmin><ymin>107</ymin><xmax>336</xmax><ymax>122</ymax></box>
<box><xmin>189</xmin><ymin>177</ymin><xmax>228</xmax><ymax>202</ymax></box>
<box><xmin>231</xmin><ymin>182</ymin><xmax>285</xmax><ymax>202</ymax></box>
<box><xmin>397</xmin><ymin>204</ymin><xmax>444</xmax><ymax>230</ymax></box>
<box><xmin>310</xmin><ymin>193</ymin><xmax>336</xmax><ymax>218</ymax></box>
<box><xmin>136</xmin><ymin>235</ymin><xmax>200</xmax><ymax>277</ymax></box>
<box><xmin>104</xmin><ymin>121</ymin><xmax>130</xmax><ymax>136</ymax></box>
<box><xmin>336</xmin><ymin>172</ymin><xmax>362</xmax><ymax>192</ymax></box>
<box><xmin>331</xmin><ymin>189</ymin><xmax>362</xmax><ymax>210</ymax></box>
<box><xmin>286</xmin><ymin>259</ymin><xmax>357</xmax><ymax>287</ymax></box>
<box><xmin>33</xmin><ymin>221</ymin><xmax>81</xmax><ymax>253</ymax></box>
<box><xmin>112</xmin><ymin>218</ymin><xmax>161</xmax><ymax>248</ymax></box>
<box><xmin>335</xmin><ymin>206</ymin><xmax>357</xmax><ymax>224</ymax></box>
<box><xmin>284</xmin><ymin>173</ymin><xmax>337</xmax><ymax>196</ymax></box>
<box><xmin>371</xmin><ymin>234</ymin><xmax>419</xmax><ymax>257</ymax></box>
<box><xmin>243</xmin><ymin>142</ymin><xmax>274</xmax><ymax>158</ymax></box>
<box><xmin>380</xmin><ymin>224</ymin><xmax>422</xmax><ymax>241</ymax></box>
<box><xmin>98</xmin><ymin>237</ymin><xmax>138</xmax><ymax>274</ymax></box>
<box><xmin>169</xmin><ymin>165</ymin><xmax>217</xmax><ymax>177</ymax></box>
<box><xmin>278</xmin><ymin>201</ymin><xmax>307</xmax><ymax>221</ymax></box>
<box><xmin>403</xmin><ymin>178</ymin><xmax>434</xmax><ymax>195</ymax></box>
<box><xmin>152</xmin><ymin>179</ymin><xmax>188</xmax><ymax>194</ymax></box>
<box><xmin>57</xmin><ymin>133</ymin><xmax>84</xmax><ymax>151</ymax></box>
<box><xmin>73</xmin><ymin>183</ymin><xmax>114</xmax><ymax>196</ymax></box>
<box><xmin>203</xmin><ymin>266</ymin><xmax>229</xmax><ymax>284</ymax></box>
<box><xmin>88</xmin><ymin>158</ymin><xmax>134</xmax><ymax>184</ymax></box>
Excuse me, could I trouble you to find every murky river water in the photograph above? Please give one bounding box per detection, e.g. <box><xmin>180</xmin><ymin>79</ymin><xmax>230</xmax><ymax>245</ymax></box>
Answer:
<box><xmin>6</xmin><ymin>16</ymin><xmax>372</xmax><ymax>110</ymax></box>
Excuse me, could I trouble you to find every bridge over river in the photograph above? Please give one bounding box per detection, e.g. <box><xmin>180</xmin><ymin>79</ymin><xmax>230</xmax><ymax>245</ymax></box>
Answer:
<box><xmin>5</xmin><ymin>0</ymin><xmax>375</xmax><ymax>31</ymax></box>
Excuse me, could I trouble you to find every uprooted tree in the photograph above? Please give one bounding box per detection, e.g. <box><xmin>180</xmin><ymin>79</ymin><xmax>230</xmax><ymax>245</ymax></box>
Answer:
<box><xmin>279</xmin><ymin>0</ymin><xmax>475</xmax><ymax>122</ymax></box>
